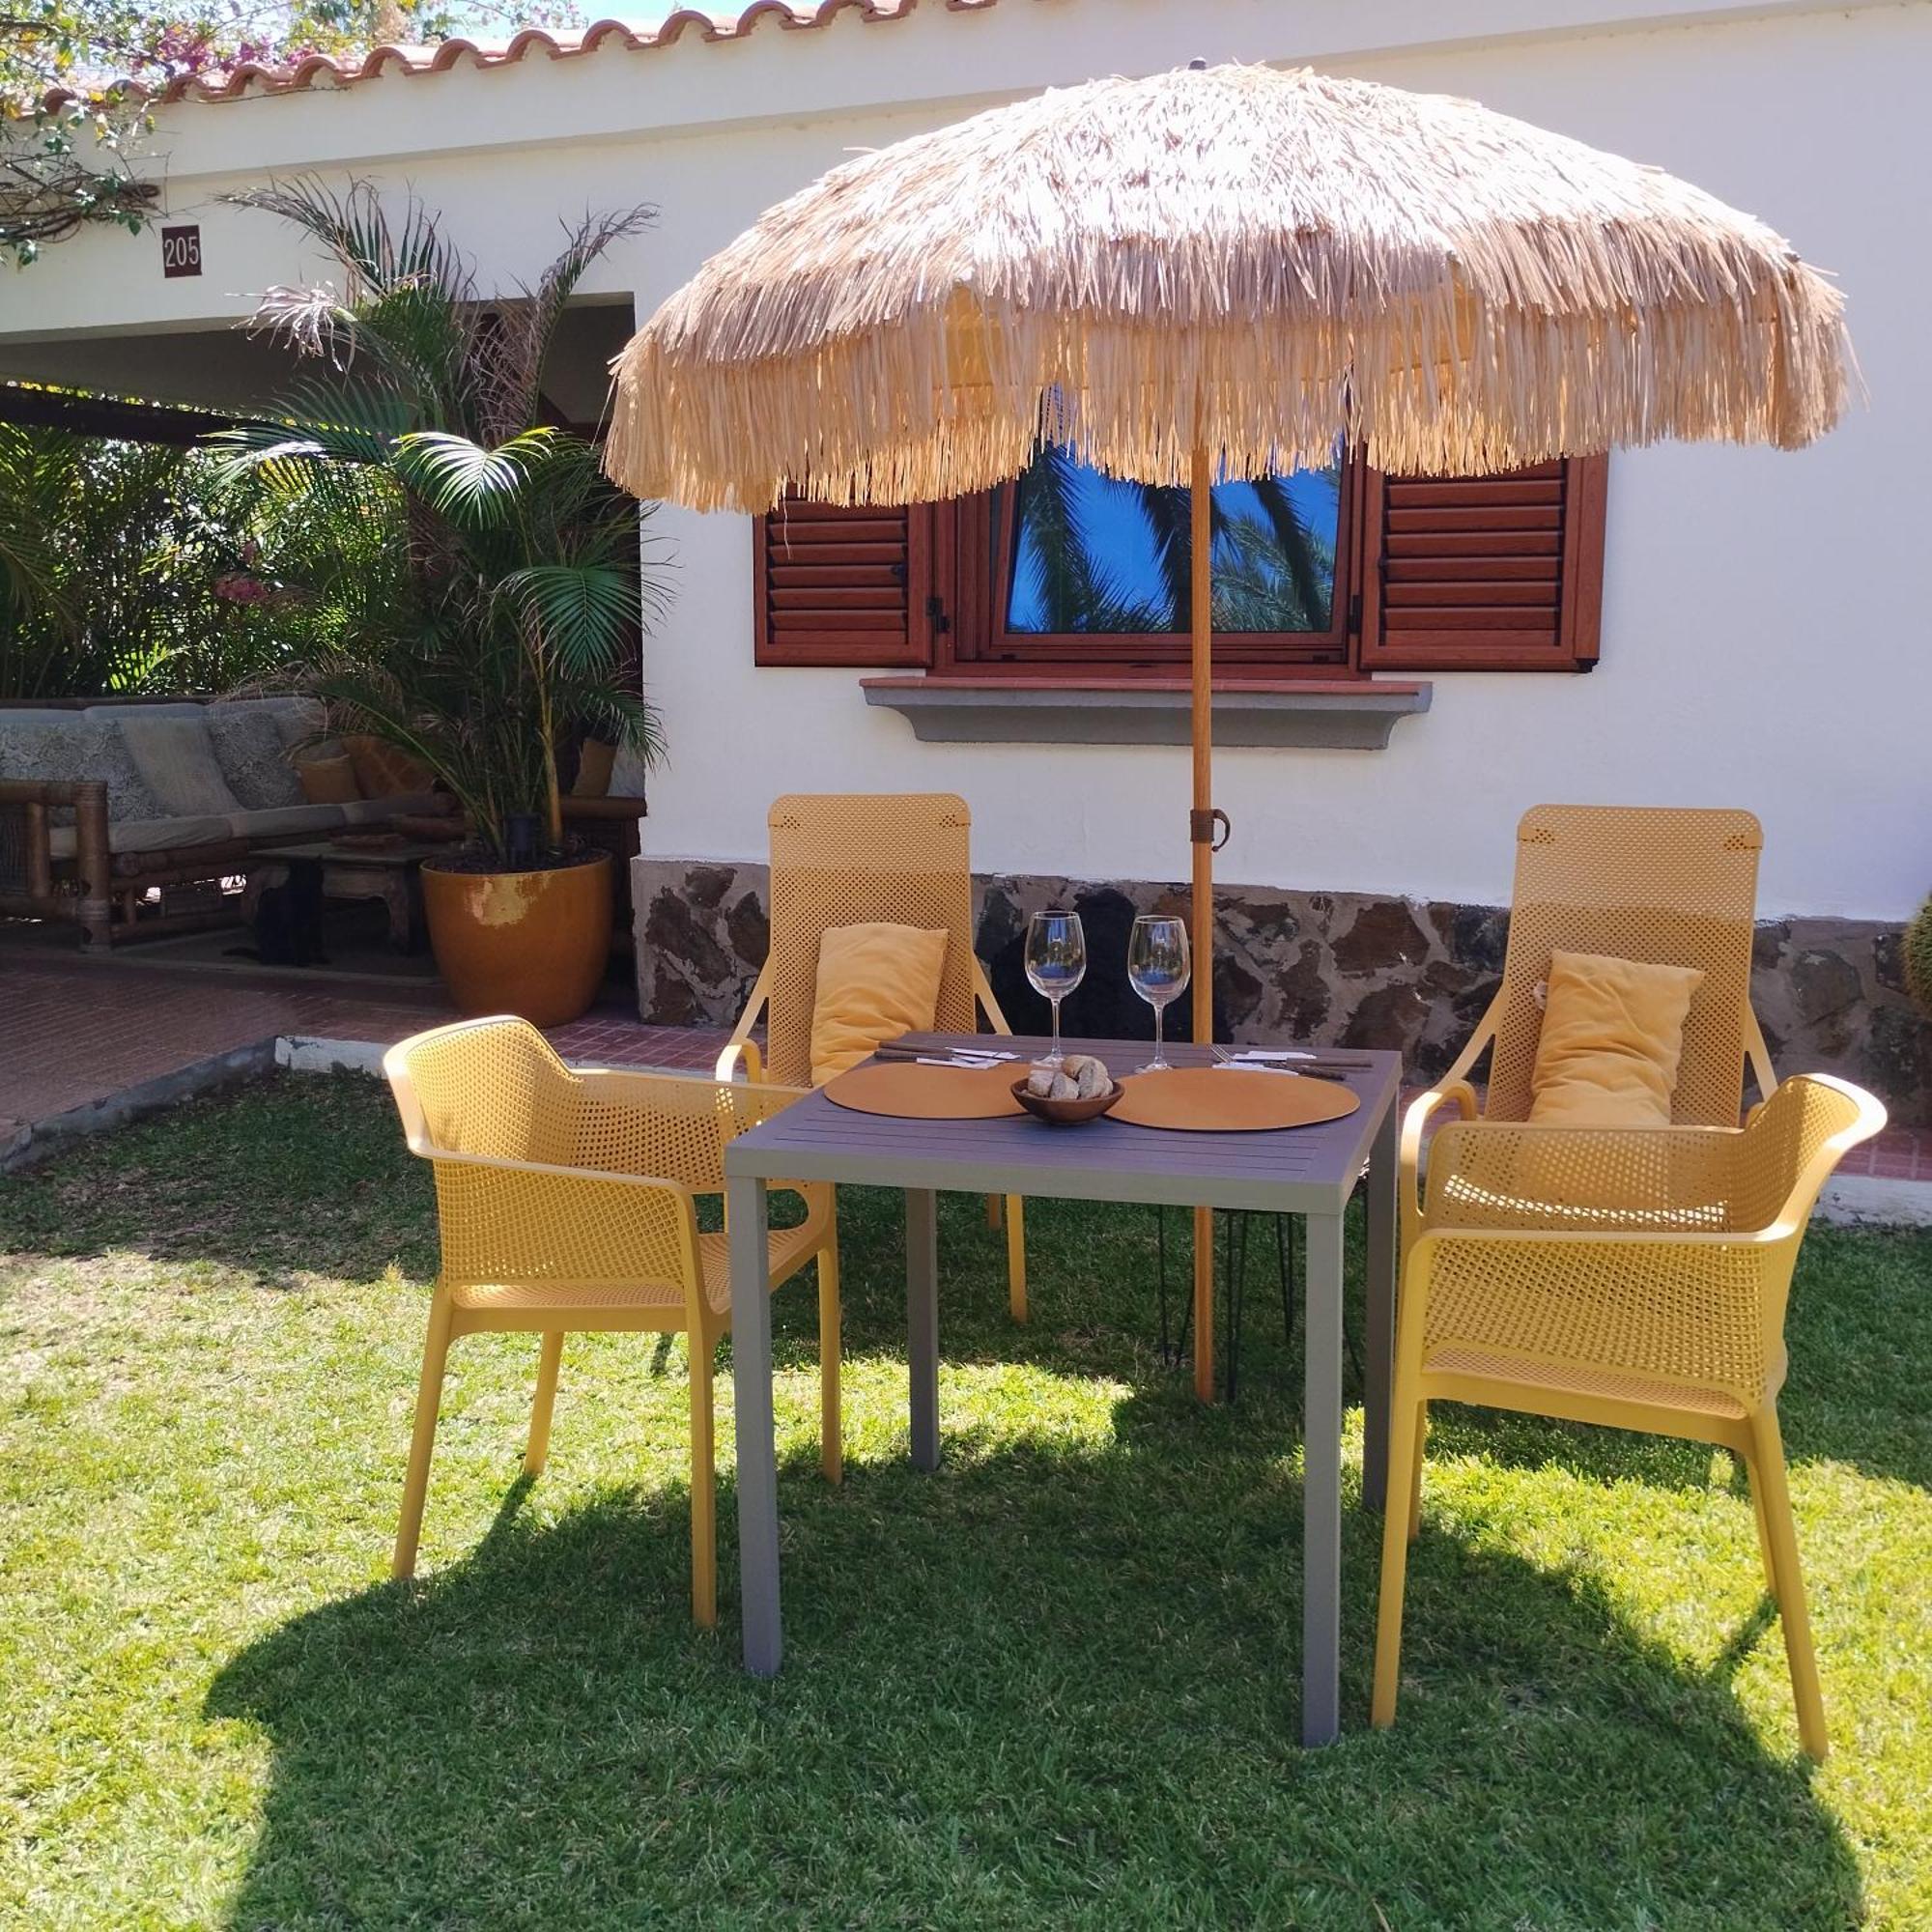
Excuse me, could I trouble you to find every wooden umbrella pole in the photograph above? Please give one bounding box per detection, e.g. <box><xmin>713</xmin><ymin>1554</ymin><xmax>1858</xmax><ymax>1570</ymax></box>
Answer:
<box><xmin>1189</xmin><ymin>441</ymin><xmax>1216</xmax><ymax>1403</ymax></box>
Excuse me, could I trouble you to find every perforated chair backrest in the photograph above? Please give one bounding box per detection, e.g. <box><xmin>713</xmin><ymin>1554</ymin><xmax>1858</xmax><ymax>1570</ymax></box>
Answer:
<box><xmin>764</xmin><ymin>793</ymin><xmax>979</xmax><ymax>1088</ymax></box>
<box><xmin>1486</xmin><ymin>805</ymin><xmax>1764</xmax><ymax>1126</ymax></box>
<box><xmin>387</xmin><ymin>1017</ymin><xmax>582</xmax><ymax>1166</ymax></box>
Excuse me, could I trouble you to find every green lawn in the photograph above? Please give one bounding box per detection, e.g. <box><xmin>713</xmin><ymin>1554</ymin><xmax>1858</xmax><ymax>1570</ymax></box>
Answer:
<box><xmin>1</xmin><ymin>1074</ymin><xmax>1927</xmax><ymax>1929</ymax></box>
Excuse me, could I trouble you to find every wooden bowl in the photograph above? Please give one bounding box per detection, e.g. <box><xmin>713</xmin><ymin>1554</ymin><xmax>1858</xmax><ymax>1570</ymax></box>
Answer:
<box><xmin>1010</xmin><ymin>1076</ymin><xmax>1124</xmax><ymax>1126</ymax></box>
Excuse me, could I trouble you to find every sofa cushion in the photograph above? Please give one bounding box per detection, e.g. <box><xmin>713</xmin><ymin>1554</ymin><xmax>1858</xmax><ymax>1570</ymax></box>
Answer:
<box><xmin>339</xmin><ymin>792</ymin><xmax>440</xmax><ymax>825</ymax></box>
<box><xmin>45</xmin><ymin>793</ymin><xmax>444</xmax><ymax>861</ymax></box>
<box><xmin>296</xmin><ymin>753</ymin><xmax>361</xmax><ymax>805</ymax></box>
<box><xmin>0</xmin><ymin>711</ymin><xmax>165</xmax><ymax>823</ymax></box>
<box><xmin>228</xmin><ymin>804</ymin><xmax>352</xmax><ymax>840</ymax></box>
<box><xmin>610</xmin><ymin>740</ymin><xmax>649</xmax><ymax>800</ymax></box>
<box><xmin>48</xmin><ymin>813</ymin><xmax>235</xmax><ymax>859</ymax></box>
<box><xmin>252</xmin><ymin>695</ymin><xmax>330</xmax><ymax>752</ymax></box>
<box><xmin>110</xmin><ymin>838</ymin><xmax>251</xmax><ymax>880</ymax></box>
<box><xmin>107</xmin><ymin>708</ymin><xmax>244</xmax><ymax>817</ymax></box>
<box><xmin>205</xmin><ymin>701</ymin><xmax>305</xmax><ymax>810</ymax></box>
<box><xmin>343</xmin><ymin>733</ymin><xmax>435</xmax><ymax>797</ymax></box>
<box><xmin>81</xmin><ymin>700</ymin><xmax>205</xmax><ymax>721</ymax></box>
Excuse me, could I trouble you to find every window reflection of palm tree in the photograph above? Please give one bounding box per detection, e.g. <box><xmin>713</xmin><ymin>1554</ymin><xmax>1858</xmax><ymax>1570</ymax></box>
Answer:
<box><xmin>1010</xmin><ymin>445</ymin><xmax>1335</xmax><ymax>634</ymax></box>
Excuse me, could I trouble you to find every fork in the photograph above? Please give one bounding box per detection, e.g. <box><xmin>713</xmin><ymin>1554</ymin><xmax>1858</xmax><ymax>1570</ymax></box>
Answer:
<box><xmin>1210</xmin><ymin>1044</ymin><xmax>1373</xmax><ymax>1070</ymax></box>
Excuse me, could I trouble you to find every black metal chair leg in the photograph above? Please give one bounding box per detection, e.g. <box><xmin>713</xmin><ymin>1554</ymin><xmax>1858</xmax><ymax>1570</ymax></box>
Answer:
<box><xmin>1276</xmin><ymin>1213</ymin><xmax>1295</xmax><ymax>1348</ymax></box>
<box><xmin>1175</xmin><ymin>1209</ymin><xmax>1194</xmax><ymax>1364</ymax></box>
<box><xmin>1225</xmin><ymin>1210</ymin><xmax>1258</xmax><ymax>1402</ymax></box>
<box><xmin>1154</xmin><ymin>1204</ymin><xmax>1172</xmax><ymax>1365</ymax></box>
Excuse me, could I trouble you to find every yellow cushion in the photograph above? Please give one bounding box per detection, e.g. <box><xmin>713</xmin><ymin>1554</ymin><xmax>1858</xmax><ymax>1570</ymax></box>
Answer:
<box><xmin>809</xmin><ymin>923</ymin><xmax>951</xmax><ymax>1086</ymax></box>
<box><xmin>1529</xmin><ymin>950</ymin><xmax>1706</xmax><ymax>1127</ymax></box>
<box><xmin>295</xmin><ymin>753</ymin><xmax>361</xmax><ymax>805</ymax></box>
<box><xmin>342</xmin><ymin>733</ymin><xmax>433</xmax><ymax>798</ymax></box>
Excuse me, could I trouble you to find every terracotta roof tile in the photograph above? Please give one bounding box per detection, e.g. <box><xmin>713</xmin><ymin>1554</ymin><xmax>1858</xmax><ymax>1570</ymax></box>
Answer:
<box><xmin>132</xmin><ymin>0</ymin><xmax>1002</xmax><ymax>105</ymax></box>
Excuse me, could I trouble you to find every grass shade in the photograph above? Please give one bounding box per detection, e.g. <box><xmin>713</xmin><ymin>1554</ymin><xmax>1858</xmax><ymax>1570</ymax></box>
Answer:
<box><xmin>1</xmin><ymin>1073</ymin><xmax>1927</xmax><ymax>1928</ymax></box>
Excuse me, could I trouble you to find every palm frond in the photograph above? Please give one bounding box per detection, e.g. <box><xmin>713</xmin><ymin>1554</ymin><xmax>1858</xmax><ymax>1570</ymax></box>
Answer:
<box><xmin>243</xmin><ymin>283</ymin><xmax>355</xmax><ymax>364</ymax></box>
<box><xmin>498</xmin><ymin>562</ymin><xmax>637</xmax><ymax>677</ymax></box>
<box><xmin>391</xmin><ymin>428</ymin><xmax>555</xmax><ymax>527</ymax></box>
<box><xmin>480</xmin><ymin>205</ymin><xmax>656</xmax><ymax>439</ymax></box>
<box><xmin>1249</xmin><ymin>473</ymin><xmax>1336</xmax><ymax>628</ymax></box>
<box><xmin>225</xmin><ymin>178</ymin><xmax>473</xmax><ymax>310</ymax></box>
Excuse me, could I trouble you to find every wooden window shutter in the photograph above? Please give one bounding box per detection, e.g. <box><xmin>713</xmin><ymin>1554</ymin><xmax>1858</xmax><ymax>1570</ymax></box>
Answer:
<box><xmin>753</xmin><ymin>497</ymin><xmax>935</xmax><ymax>668</ymax></box>
<box><xmin>1355</xmin><ymin>454</ymin><xmax>1607</xmax><ymax>670</ymax></box>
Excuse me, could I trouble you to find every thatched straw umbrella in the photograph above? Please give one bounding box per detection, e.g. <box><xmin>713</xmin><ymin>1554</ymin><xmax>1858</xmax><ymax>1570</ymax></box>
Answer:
<box><xmin>606</xmin><ymin>60</ymin><xmax>1850</xmax><ymax>1395</ymax></box>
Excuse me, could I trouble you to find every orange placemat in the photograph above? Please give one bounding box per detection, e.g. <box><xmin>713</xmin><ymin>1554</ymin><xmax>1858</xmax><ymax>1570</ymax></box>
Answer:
<box><xmin>822</xmin><ymin>1060</ymin><xmax>1025</xmax><ymax>1121</ymax></box>
<box><xmin>1111</xmin><ymin>1065</ymin><xmax>1361</xmax><ymax>1132</ymax></box>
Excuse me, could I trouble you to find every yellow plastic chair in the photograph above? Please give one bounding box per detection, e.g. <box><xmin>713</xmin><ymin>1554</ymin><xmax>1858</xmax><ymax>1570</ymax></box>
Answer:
<box><xmin>1373</xmin><ymin>1071</ymin><xmax>1886</xmax><ymax>1759</ymax></box>
<box><xmin>717</xmin><ymin>791</ymin><xmax>1030</xmax><ymax>1320</ymax></box>
<box><xmin>384</xmin><ymin>1016</ymin><xmax>839</xmax><ymax>1627</ymax></box>
<box><xmin>1402</xmin><ymin>805</ymin><xmax>1778</xmax><ymax>1253</ymax></box>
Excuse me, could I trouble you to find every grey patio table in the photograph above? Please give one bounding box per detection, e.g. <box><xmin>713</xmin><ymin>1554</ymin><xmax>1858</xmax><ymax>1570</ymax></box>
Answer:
<box><xmin>723</xmin><ymin>1034</ymin><xmax>1402</xmax><ymax>1747</ymax></box>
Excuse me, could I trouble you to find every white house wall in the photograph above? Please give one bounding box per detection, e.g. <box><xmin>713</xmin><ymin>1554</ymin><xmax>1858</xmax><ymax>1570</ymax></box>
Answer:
<box><xmin>2</xmin><ymin>0</ymin><xmax>1926</xmax><ymax>920</ymax></box>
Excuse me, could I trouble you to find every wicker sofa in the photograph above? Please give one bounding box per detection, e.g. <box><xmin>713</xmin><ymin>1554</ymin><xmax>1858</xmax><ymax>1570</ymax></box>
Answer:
<box><xmin>0</xmin><ymin>696</ymin><xmax>435</xmax><ymax>946</ymax></box>
<box><xmin>0</xmin><ymin>696</ymin><xmax>648</xmax><ymax>949</ymax></box>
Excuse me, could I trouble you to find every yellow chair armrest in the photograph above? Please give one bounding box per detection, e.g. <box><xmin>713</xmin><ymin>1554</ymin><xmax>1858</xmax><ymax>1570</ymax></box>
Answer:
<box><xmin>715</xmin><ymin>957</ymin><xmax>774</xmax><ymax>1082</ymax></box>
<box><xmin>972</xmin><ymin>955</ymin><xmax>1013</xmax><ymax>1036</ymax></box>
<box><xmin>1400</xmin><ymin>1081</ymin><xmax>1479</xmax><ymax>1242</ymax></box>
<box><xmin>426</xmin><ymin>1151</ymin><xmax>701</xmax><ymax>1294</ymax></box>
<box><xmin>715</xmin><ymin>1038</ymin><xmax>764</xmax><ymax>1082</ymax></box>
<box><xmin>1744</xmin><ymin>1003</ymin><xmax>1778</xmax><ymax>1112</ymax></box>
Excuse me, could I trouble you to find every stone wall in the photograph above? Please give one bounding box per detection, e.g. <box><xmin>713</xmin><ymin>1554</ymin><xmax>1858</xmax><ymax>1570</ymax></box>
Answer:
<box><xmin>631</xmin><ymin>857</ymin><xmax>1932</xmax><ymax>1123</ymax></box>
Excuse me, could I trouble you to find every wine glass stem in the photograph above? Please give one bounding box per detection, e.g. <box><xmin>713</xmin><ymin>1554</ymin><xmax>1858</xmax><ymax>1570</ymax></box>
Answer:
<box><xmin>1050</xmin><ymin>994</ymin><xmax>1063</xmax><ymax>1062</ymax></box>
<box><xmin>1153</xmin><ymin>1001</ymin><xmax>1164</xmax><ymax>1068</ymax></box>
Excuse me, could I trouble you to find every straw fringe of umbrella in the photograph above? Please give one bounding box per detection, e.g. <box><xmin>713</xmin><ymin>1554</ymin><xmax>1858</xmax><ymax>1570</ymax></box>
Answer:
<box><xmin>606</xmin><ymin>66</ymin><xmax>1850</xmax><ymax>513</ymax></box>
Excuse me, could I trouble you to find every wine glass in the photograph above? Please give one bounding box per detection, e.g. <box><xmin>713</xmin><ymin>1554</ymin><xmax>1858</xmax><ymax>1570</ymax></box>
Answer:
<box><xmin>1127</xmin><ymin>914</ymin><xmax>1189</xmax><ymax>1072</ymax></box>
<box><xmin>1025</xmin><ymin>909</ymin><xmax>1087</xmax><ymax>1065</ymax></box>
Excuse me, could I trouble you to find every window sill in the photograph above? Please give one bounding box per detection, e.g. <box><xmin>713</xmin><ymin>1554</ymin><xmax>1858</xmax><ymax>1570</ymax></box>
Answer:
<box><xmin>861</xmin><ymin>676</ymin><xmax>1432</xmax><ymax>750</ymax></box>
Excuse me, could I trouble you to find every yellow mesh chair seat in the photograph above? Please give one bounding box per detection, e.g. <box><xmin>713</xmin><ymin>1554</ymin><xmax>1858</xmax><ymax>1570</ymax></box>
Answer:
<box><xmin>384</xmin><ymin>1016</ymin><xmax>842</xmax><ymax>1628</ymax></box>
<box><xmin>716</xmin><ymin>791</ymin><xmax>1031</xmax><ymax>1321</ymax></box>
<box><xmin>453</xmin><ymin>1277</ymin><xmax>687</xmax><ymax>1315</ymax></box>
<box><xmin>697</xmin><ymin>1219</ymin><xmax>827</xmax><ymax>1315</ymax></box>
<box><xmin>1374</xmin><ymin>1073</ymin><xmax>1886</xmax><ymax>1762</ymax></box>
<box><xmin>1421</xmin><ymin>1344</ymin><xmax>1753</xmax><ymax>1421</ymax></box>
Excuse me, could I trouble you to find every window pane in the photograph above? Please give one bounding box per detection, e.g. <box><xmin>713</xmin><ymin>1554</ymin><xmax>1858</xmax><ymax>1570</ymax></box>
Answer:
<box><xmin>1005</xmin><ymin>445</ymin><xmax>1341</xmax><ymax>636</ymax></box>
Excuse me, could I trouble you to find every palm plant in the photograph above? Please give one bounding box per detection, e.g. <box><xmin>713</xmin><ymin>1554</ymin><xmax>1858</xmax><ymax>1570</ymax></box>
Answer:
<box><xmin>213</xmin><ymin>180</ymin><xmax>665</xmax><ymax>863</ymax></box>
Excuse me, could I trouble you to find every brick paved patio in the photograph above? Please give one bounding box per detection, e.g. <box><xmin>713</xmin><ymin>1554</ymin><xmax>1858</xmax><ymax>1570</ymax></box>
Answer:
<box><xmin>0</xmin><ymin>947</ymin><xmax>732</xmax><ymax>1158</ymax></box>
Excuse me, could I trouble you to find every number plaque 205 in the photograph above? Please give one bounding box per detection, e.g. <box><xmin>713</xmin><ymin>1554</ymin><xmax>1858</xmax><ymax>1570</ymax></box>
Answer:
<box><xmin>161</xmin><ymin>226</ymin><xmax>202</xmax><ymax>278</ymax></box>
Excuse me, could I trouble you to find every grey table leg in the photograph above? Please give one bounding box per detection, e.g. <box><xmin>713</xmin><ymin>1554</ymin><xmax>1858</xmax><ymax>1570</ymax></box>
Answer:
<box><xmin>1303</xmin><ymin>1208</ymin><xmax>1346</xmax><ymax>1747</ymax></box>
<box><xmin>727</xmin><ymin>1173</ymin><xmax>781</xmax><ymax>1676</ymax></box>
<box><xmin>1361</xmin><ymin>1097</ymin><xmax>1399</xmax><ymax>1512</ymax></box>
<box><xmin>906</xmin><ymin>1187</ymin><xmax>940</xmax><ymax>1471</ymax></box>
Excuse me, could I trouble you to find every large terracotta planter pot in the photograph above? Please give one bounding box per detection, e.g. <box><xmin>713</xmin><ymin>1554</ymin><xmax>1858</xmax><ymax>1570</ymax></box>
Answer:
<box><xmin>421</xmin><ymin>850</ymin><xmax>613</xmax><ymax>1027</ymax></box>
